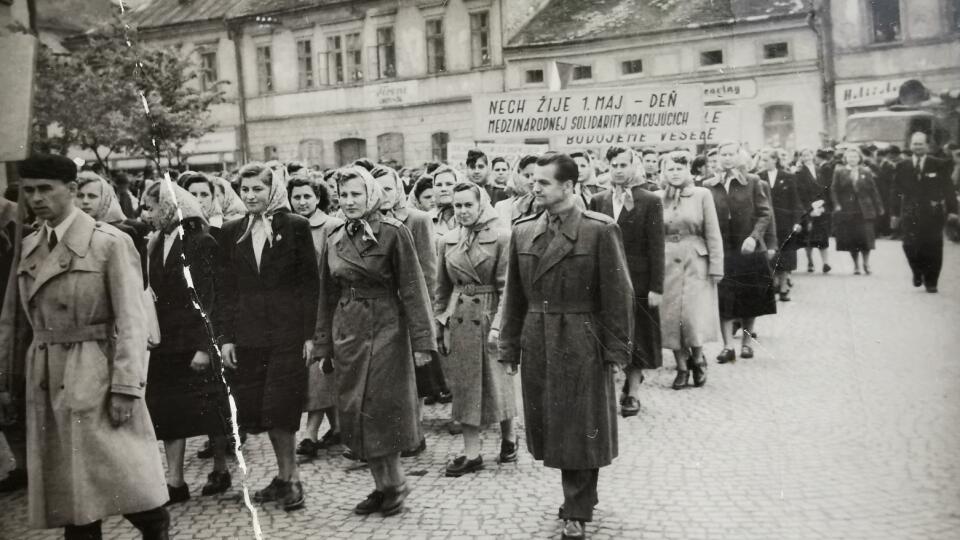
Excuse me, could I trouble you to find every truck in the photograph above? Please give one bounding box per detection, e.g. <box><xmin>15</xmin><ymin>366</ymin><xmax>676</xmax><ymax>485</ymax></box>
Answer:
<box><xmin>843</xmin><ymin>80</ymin><xmax>959</xmax><ymax>149</ymax></box>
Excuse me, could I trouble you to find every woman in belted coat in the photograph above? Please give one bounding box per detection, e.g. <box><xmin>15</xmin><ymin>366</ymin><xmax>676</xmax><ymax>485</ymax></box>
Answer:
<box><xmin>140</xmin><ymin>180</ymin><xmax>232</xmax><ymax>503</ymax></box>
<box><xmin>796</xmin><ymin>148</ymin><xmax>833</xmax><ymax>273</ymax></box>
<box><xmin>314</xmin><ymin>166</ymin><xmax>436</xmax><ymax>518</ymax></box>
<box><xmin>831</xmin><ymin>147</ymin><xmax>885</xmax><ymax>275</ymax></box>
<box><xmin>435</xmin><ymin>182</ymin><xmax>517</xmax><ymax>477</ymax></box>
<box><xmin>703</xmin><ymin>142</ymin><xmax>775</xmax><ymax>363</ymax></box>
<box><xmin>216</xmin><ymin>162</ymin><xmax>319</xmax><ymax>511</ymax></box>
<box><xmin>659</xmin><ymin>153</ymin><xmax>723</xmax><ymax>389</ymax></box>
<box><xmin>287</xmin><ymin>173</ymin><xmax>344</xmax><ymax>458</ymax></box>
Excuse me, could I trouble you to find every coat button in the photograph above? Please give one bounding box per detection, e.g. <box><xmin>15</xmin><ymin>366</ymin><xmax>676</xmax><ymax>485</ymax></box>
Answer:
<box><xmin>37</xmin><ymin>343</ymin><xmax>46</xmax><ymax>350</ymax></box>
<box><xmin>140</xmin><ymin>381</ymin><xmax>146</xmax><ymax>388</ymax></box>
<box><xmin>674</xmin><ymin>258</ymin><xmax>682</xmax><ymax>263</ymax></box>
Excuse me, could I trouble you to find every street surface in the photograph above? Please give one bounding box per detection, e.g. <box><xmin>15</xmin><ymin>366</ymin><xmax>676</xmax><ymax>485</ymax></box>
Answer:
<box><xmin>2</xmin><ymin>239</ymin><xmax>959</xmax><ymax>540</ymax></box>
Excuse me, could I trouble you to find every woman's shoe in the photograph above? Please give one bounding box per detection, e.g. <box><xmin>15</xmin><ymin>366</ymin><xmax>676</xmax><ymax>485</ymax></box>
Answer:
<box><xmin>445</xmin><ymin>455</ymin><xmax>484</xmax><ymax>477</ymax></box>
<box><xmin>561</xmin><ymin>519</ymin><xmax>586</xmax><ymax>539</ymax></box>
<box><xmin>201</xmin><ymin>470</ymin><xmax>232</xmax><ymax>496</ymax></box>
<box><xmin>779</xmin><ymin>291</ymin><xmax>791</xmax><ymax>302</ymax></box>
<box><xmin>853</xmin><ymin>268</ymin><xmax>861</xmax><ymax>275</ymax></box>
<box><xmin>281</xmin><ymin>481</ymin><xmax>305</xmax><ymax>512</ymax></box>
<box><xmin>740</xmin><ymin>344</ymin><xmax>755</xmax><ymax>359</ymax></box>
<box><xmin>498</xmin><ymin>439</ymin><xmax>518</xmax><ymax>464</ymax></box>
<box><xmin>165</xmin><ymin>483</ymin><xmax>190</xmax><ymax>506</ymax></box>
<box><xmin>296</xmin><ymin>438</ymin><xmax>320</xmax><ymax>458</ymax></box>
<box><xmin>380</xmin><ymin>483</ymin><xmax>409</xmax><ymax>517</ymax></box>
<box><xmin>354</xmin><ymin>490</ymin><xmax>384</xmax><ymax>515</ymax></box>
<box><xmin>672</xmin><ymin>370</ymin><xmax>689</xmax><ymax>390</ymax></box>
<box><xmin>620</xmin><ymin>395</ymin><xmax>641</xmax><ymax>417</ymax></box>
<box><xmin>823</xmin><ymin>264</ymin><xmax>831</xmax><ymax>274</ymax></box>
<box><xmin>691</xmin><ymin>361</ymin><xmax>707</xmax><ymax>388</ymax></box>
<box><xmin>716</xmin><ymin>348</ymin><xmax>736</xmax><ymax>364</ymax></box>
<box><xmin>807</xmin><ymin>262</ymin><xmax>814</xmax><ymax>273</ymax></box>
<box><xmin>317</xmin><ymin>429</ymin><xmax>342</xmax><ymax>448</ymax></box>
<box><xmin>864</xmin><ymin>265</ymin><xmax>871</xmax><ymax>275</ymax></box>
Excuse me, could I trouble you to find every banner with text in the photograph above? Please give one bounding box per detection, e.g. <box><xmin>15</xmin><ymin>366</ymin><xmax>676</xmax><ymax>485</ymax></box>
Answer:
<box><xmin>557</xmin><ymin>106</ymin><xmax>740</xmax><ymax>151</ymax></box>
<box><xmin>446</xmin><ymin>142</ymin><xmax>550</xmax><ymax>169</ymax></box>
<box><xmin>472</xmin><ymin>85</ymin><xmax>704</xmax><ymax>146</ymax></box>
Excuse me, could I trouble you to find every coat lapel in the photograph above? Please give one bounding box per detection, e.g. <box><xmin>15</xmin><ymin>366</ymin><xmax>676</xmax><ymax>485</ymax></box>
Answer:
<box><xmin>444</xmin><ymin>232</ymin><xmax>483</xmax><ymax>284</ymax></box>
<box><xmin>332</xmin><ymin>227</ymin><xmax>369</xmax><ymax>273</ymax></box>
<box><xmin>533</xmin><ymin>208</ymin><xmax>581</xmax><ymax>283</ymax></box>
<box><xmin>26</xmin><ymin>212</ymin><xmax>95</xmax><ymax>300</ymax></box>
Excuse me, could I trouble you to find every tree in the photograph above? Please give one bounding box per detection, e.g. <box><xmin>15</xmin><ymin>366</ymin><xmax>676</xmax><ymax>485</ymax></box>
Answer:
<box><xmin>31</xmin><ymin>20</ymin><xmax>225</xmax><ymax>173</ymax></box>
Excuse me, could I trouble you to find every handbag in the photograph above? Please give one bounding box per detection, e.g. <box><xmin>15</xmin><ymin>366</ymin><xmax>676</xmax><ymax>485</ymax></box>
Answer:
<box><xmin>143</xmin><ymin>234</ymin><xmax>161</xmax><ymax>349</ymax></box>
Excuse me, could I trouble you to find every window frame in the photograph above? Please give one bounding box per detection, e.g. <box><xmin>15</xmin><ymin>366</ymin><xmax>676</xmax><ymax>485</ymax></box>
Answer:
<box><xmin>255</xmin><ymin>43</ymin><xmax>274</xmax><ymax>94</ymax></box>
<box><xmin>760</xmin><ymin>40</ymin><xmax>791</xmax><ymax>63</ymax></box>
<box><xmin>375</xmin><ymin>25</ymin><xmax>397</xmax><ymax>80</ymax></box>
<box><xmin>523</xmin><ymin>68</ymin><xmax>545</xmax><ymax>86</ymax></box>
<box><xmin>431</xmin><ymin>132</ymin><xmax>449</xmax><ymax>162</ymax></box>
<box><xmin>296</xmin><ymin>37</ymin><xmax>315</xmax><ymax>90</ymax></box>
<box><xmin>469</xmin><ymin>10</ymin><xmax>491</xmax><ymax>68</ymax></box>
<box><xmin>866</xmin><ymin>0</ymin><xmax>903</xmax><ymax>44</ymax></box>
<box><xmin>619</xmin><ymin>57</ymin><xmax>644</xmax><ymax>78</ymax></box>
<box><xmin>197</xmin><ymin>46</ymin><xmax>219</xmax><ymax>92</ymax></box>
<box><xmin>698</xmin><ymin>48</ymin><xmax>725</xmax><ymax>69</ymax></box>
<box><xmin>761</xmin><ymin>103</ymin><xmax>796</xmax><ymax>149</ymax></box>
<box><xmin>570</xmin><ymin>63</ymin><xmax>593</xmax><ymax>83</ymax></box>
<box><xmin>425</xmin><ymin>17</ymin><xmax>446</xmax><ymax>74</ymax></box>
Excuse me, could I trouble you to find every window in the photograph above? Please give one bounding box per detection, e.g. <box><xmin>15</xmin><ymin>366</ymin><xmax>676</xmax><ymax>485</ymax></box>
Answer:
<box><xmin>335</xmin><ymin>138</ymin><xmax>367</xmax><ymax>166</ymax></box>
<box><xmin>572</xmin><ymin>65</ymin><xmax>592</xmax><ymax>81</ymax></box>
<box><xmin>869</xmin><ymin>0</ymin><xmax>901</xmax><ymax>43</ymax></box>
<box><xmin>699</xmin><ymin>49</ymin><xmax>724</xmax><ymax>67</ymax></box>
<box><xmin>426</xmin><ymin>18</ymin><xmax>445</xmax><ymax>74</ymax></box>
<box><xmin>325</xmin><ymin>33</ymin><xmax>362</xmax><ymax>85</ymax></box>
<box><xmin>621</xmin><ymin>59</ymin><xmax>643</xmax><ymax>75</ymax></box>
<box><xmin>297</xmin><ymin>39</ymin><xmax>314</xmax><ymax>89</ymax></box>
<box><xmin>298</xmin><ymin>139</ymin><xmax>323</xmax><ymax>165</ymax></box>
<box><xmin>263</xmin><ymin>145</ymin><xmax>278</xmax><ymax>161</ymax></box>
<box><xmin>763</xmin><ymin>42</ymin><xmax>789</xmax><ymax>60</ymax></box>
<box><xmin>375</xmin><ymin>26</ymin><xmax>397</xmax><ymax>79</ymax></box>
<box><xmin>763</xmin><ymin>104</ymin><xmax>795</xmax><ymax>148</ymax></box>
<box><xmin>256</xmin><ymin>45</ymin><xmax>273</xmax><ymax>93</ymax></box>
<box><xmin>470</xmin><ymin>11</ymin><xmax>491</xmax><ymax>67</ymax></box>
<box><xmin>377</xmin><ymin>133</ymin><xmax>404</xmax><ymax>165</ymax></box>
<box><xmin>199</xmin><ymin>49</ymin><xmax>218</xmax><ymax>92</ymax></box>
<box><xmin>431</xmin><ymin>132</ymin><xmax>449</xmax><ymax>162</ymax></box>
<box><xmin>345</xmin><ymin>33</ymin><xmax>363</xmax><ymax>82</ymax></box>
<box><xmin>525</xmin><ymin>69</ymin><xmax>544</xmax><ymax>84</ymax></box>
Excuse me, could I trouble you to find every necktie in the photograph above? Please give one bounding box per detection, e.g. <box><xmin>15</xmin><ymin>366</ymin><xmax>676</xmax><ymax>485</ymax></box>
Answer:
<box><xmin>48</xmin><ymin>230</ymin><xmax>57</xmax><ymax>251</ymax></box>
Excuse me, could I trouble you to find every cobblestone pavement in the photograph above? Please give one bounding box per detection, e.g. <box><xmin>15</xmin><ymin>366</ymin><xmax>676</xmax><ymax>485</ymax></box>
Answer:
<box><xmin>2</xmin><ymin>239</ymin><xmax>960</xmax><ymax>539</ymax></box>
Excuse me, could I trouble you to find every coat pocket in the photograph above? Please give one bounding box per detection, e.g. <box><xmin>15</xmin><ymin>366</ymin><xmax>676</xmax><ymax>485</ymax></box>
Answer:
<box><xmin>63</xmin><ymin>341</ymin><xmax>111</xmax><ymax>414</ymax></box>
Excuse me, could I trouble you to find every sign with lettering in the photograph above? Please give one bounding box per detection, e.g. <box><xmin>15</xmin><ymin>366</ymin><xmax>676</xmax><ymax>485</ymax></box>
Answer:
<box><xmin>703</xmin><ymin>79</ymin><xmax>757</xmax><ymax>102</ymax></box>
<box><xmin>446</xmin><ymin>141</ymin><xmax>550</xmax><ymax>169</ymax></box>
<box><xmin>836</xmin><ymin>78</ymin><xmax>908</xmax><ymax>107</ymax></box>
<box><xmin>364</xmin><ymin>79</ymin><xmax>418</xmax><ymax>108</ymax></box>
<box><xmin>472</xmin><ymin>85</ymin><xmax>704</xmax><ymax>145</ymax></box>
<box><xmin>559</xmin><ymin>106</ymin><xmax>738</xmax><ymax>150</ymax></box>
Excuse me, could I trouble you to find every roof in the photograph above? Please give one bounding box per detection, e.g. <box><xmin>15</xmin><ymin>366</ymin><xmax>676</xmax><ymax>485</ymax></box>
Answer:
<box><xmin>122</xmin><ymin>0</ymin><xmax>244</xmax><ymax>29</ymax></box>
<box><xmin>507</xmin><ymin>0</ymin><xmax>811</xmax><ymax>48</ymax></box>
<box><xmin>226</xmin><ymin>0</ymin><xmax>350</xmax><ymax>19</ymax></box>
<box><xmin>35</xmin><ymin>0</ymin><xmax>115</xmax><ymax>34</ymax></box>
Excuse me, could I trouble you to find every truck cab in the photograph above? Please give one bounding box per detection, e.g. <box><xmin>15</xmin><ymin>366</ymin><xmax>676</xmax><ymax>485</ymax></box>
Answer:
<box><xmin>844</xmin><ymin>80</ymin><xmax>959</xmax><ymax>150</ymax></box>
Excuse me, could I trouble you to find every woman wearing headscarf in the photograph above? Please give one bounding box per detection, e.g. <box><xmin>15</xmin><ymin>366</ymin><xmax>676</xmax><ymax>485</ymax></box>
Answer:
<box><xmin>287</xmin><ymin>173</ymin><xmax>344</xmax><ymax>459</ymax></box>
<box><xmin>313</xmin><ymin>166</ymin><xmax>436</xmax><ymax>517</ymax></box>
<box><xmin>435</xmin><ymin>182</ymin><xmax>517</xmax><ymax>477</ymax></box>
<box><xmin>493</xmin><ymin>154</ymin><xmax>540</xmax><ymax>226</ymax></box>
<box><xmin>430</xmin><ymin>165</ymin><xmax>462</xmax><ymax>239</ymax></box>
<box><xmin>215</xmin><ymin>162</ymin><xmax>319</xmax><ymax>511</ymax></box>
<box><xmin>658</xmin><ymin>152</ymin><xmax>723</xmax><ymax>389</ymax></box>
<box><xmin>179</xmin><ymin>172</ymin><xmax>224</xmax><ymax>241</ymax></box>
<box><xmin>212</xmin><ymin>175</ymin><xmax>247</xmax><ymax>224</ymax></box>
<box><xmin>371</xmin><ymin>165</ymin><xmax>446</xmax><ymax>448</ymax></box>
<box><xmin>410</xmin><ymin>176</ymin><xmax>437</xmax><ymax>212</ymax></box>
<box><xmin>831</xmin><ymin>147</ymin><xmax>884</xmax><ymax>275</ymax></box>
<box><xmin>140</xmin><ymin>179</ymin><xmax>232</xmax><ymax>503</ymax></box>
<box><xmin>76</xmin><ymin>171</ymin><xmax>149</xmax><ymax>279</ymax></box>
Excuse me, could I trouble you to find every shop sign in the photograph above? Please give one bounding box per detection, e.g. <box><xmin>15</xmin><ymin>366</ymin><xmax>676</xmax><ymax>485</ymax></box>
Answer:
<box><xmin>702</xmin><ymin>79</ymin><xmax>757</xmax><ymax>102</ymax></box>
<box><xmin>836</xmin><ymin>78</ymin><xmax>909</xmax><ymax>107</ymax></box>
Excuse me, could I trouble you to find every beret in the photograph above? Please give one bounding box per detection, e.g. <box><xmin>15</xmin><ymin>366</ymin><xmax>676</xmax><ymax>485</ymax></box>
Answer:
<box><xmin>16</xmin><ymin>153</ymin><xmax>78</xmax><ymax>182</ymax></box>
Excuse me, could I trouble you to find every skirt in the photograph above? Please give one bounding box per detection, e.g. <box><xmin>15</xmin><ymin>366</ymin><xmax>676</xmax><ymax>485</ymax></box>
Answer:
<box><xmin>227</xmin><ymin>345</ymin><xmax>306</xmax><ymax>433</ymax></box>
<box><xmin>414</xmin><ymin>353</ymin><xmax>448</xmax><ymax>398</ymax></box>
<box><xmin>145</xmin><ymin>350</ymin><xmax>231</xmax><ymax>440</ymax></box>
<box><xmin>773</xmin><ymin>248</ymin><xmax>798</xmax><ymax>272</ymax></box>
<box><xmin>835</xmin><ymin>214</ymin><xmax>876</xmax><ymax>252</ymax></box>
<box><xmin>717</xmin><ymin>251</ymin><xmax>777</xmax><ymax>320</ymax></box>
<box><xmin>804</xmin><ymin>214</ymin><xmax>832</xmax><ymax>249</ymax></box>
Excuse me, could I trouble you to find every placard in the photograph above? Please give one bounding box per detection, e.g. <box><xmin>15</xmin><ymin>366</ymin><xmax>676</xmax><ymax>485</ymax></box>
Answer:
<box><xmin>473</xmin><ymin>85</ymin><xmax>704</xmax><ymax>145</ymax></box>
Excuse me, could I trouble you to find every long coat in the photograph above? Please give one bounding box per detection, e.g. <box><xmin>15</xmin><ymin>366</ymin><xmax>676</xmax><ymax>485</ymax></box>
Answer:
<box><xmin>314</xmin><ymin>215</ymin><xmax>437</xmax><ymax>459</ymax></box>
<box><xmin>891</xmin><ymin>155</ymin><xmax>958</xmax><ymax>242</ymax></box>
<box><xmin>796</xmin><ymin>163</ymin><xmax>831</xmax><ymax>248</ymax></box>
<box><xmin>11</xmin><ymin>211</ymin><xmax>167</xmax><ymax>528</ymax></box>
<box><xmin>305</xmin><ymin>210</ymin><xmax>343</xmax><ymax>411</ymax></box>
<box><xmin>435</xmin><ymin>217</ymin><xmax>516</xmax><ymax>427</ymax></box>
<box><xmin>588</xmin><ymin>186</ymin><xmax>664</xmax><ymax>369</ymax></box>
<box><xmin>659</xmin><ymin>187</ymin><xmax>724</xmax><ymax>349</ymax></box>
<box><xmin>498</xmin><ymin>207</ymin><xmax>634</xmax><ymax>470</ymax></box>
<box><xmin>759</xmin><ymin>169</ymin><xmax>804</xmax><ymax>251</ymax></box>
<box><xmin>831</xmin><ymin>166</ymin><xmax>884</xmax><ymax>221</ymax></box>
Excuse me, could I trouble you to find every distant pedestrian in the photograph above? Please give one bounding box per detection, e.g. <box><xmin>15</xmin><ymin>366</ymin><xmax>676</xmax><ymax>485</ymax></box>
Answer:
<box><xmin>890</xmin><ymin>132</ymin><xmax>959</xmax><ymax>293</ymax></box>
<box><xmin>499</xmin><ymin>152</ymin><xmax>634</xmax><ymax>540</ymax></box>
<box><xmin>831</xmin><ymin>147</ymin><xmax>884</xmax><ymax>275</ymax></box>
<box><xmin>658</xmin><ymin>152</ymin><xmax>723</xmax><ymax>389</ymax></box>
<box><xmin>795</xmin><ymin>148</ymin><xmax>832</xmax><ymax>273</ymax></box>
<box><xmin>758</xmin><ymin>148</ymin><xmax>804</xmax><ymax>300</ymax></box>
<box><xmin>494</xmin><ymin>154</ymin><xmax>540</xmax><ymax>226</ymax></box>
<box><xmin>466</xmin><ymin>150</ymin><xmax>509</xmax><ymax>206</ymax></box>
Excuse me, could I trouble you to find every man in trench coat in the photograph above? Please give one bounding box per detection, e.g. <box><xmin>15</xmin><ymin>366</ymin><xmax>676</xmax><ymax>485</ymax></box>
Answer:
<box><xmin>499</xmin><ymin>152</ymin><xmax>634</xmax><ymax>540</ymax></box>
<box><xmin>1</xmin><ymin>154</ymin><xmax>169</xmax><ymax>539</ymax></box>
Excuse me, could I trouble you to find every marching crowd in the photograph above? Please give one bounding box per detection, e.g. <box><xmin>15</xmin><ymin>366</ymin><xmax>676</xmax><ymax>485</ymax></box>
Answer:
<box><xmin>0</xmin><ymin>129</ymin><xmax>957</xmax><ymax>540</ymax></box>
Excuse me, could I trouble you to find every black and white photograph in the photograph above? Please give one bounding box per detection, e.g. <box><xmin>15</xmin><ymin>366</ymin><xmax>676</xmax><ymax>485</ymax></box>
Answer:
<box><xmin>0</xmin><ymin>0</ymin><xmax>959</xmax><ymax>538</ymax></box>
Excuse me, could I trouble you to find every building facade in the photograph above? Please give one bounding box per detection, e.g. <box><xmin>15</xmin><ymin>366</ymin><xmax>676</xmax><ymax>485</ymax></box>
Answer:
<box><xmin>829</xmin><ymin>0</ymin><xmax>960</xmax><ymax>140</ymax></box>
<box><xmin>502</xmin><ymin>0</ymin><xmax>825</xmax><ymax>152</ymax></box>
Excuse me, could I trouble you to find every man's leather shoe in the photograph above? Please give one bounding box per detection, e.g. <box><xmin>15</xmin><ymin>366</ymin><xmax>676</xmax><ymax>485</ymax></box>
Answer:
<box><xmin>822</xmin><ymin>264</ymin><xmax>831</xmax><ymax>274</ymax></box>
<box><xmin>201</xmin><ymin>470</ymin><xmax>232</xmax><ymax>496</ymax></box>
<box><xmin>717</xmin><ymin>348</ymin><xmax>735</xmax><ymax>364</ymax></box>
<box><xmin>354</xmin><ymin>490</ymin><xmax>384</xmax><ymax>515</ymax></box>
<box><xmin>561</xmin><ymin>519</ymin><xmax>585</xmax><ymax>539</ymax></box>
<box><xmin>253</xmin><ymin>477</ymin><xmax>284</xmax><ymax>503</ymax></box>
<box><xmin>380</xmin><ymin>483</ymin><xmax>409</xmax><ymax>516</ymax></box>
<box><xmin>926</xmin><ymin>285</ymin><xmax>938</xmax><ymax>293</ymax></box>
<box><xmin>281</xmin><ymin>481</ymin><xmax>305</xmax><ymax>511</ymax></box>
<box><xmin>620</xmin><ymin>396</ymin><xmax>640</xmax><ymax>417</ymax></box>
<box><xmin>401</xmin><ymin>438</ymin><xmax>426</xmax><ymax>457</ymax></box>
<box><xmin>165</xmin><ymin>483</ymin><xmax>190</xmax><ymax>506</ymax></box>
<box><xmin>913</xmin><ymin>274</ymin><xmax>923</xmax><ymax>287</ymax></box>
<box><xmin>445</xmin><ymin>455</ymin><xmax>484</xmax><ymax>477</ymax></box>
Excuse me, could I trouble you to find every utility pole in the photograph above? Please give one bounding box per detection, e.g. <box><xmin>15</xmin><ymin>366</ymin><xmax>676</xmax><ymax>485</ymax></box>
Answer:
<box><xmin>811</xmin><ymin>0</ymin><xmax>838</xmax><ymax>145</ymax></box>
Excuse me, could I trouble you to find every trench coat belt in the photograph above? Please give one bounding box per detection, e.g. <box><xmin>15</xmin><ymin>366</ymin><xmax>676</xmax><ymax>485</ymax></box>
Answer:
<box><xmin>665</xmin><ymin>233</ymin><xmax>695</xmax><ymax>242</ymax></box>
<box><xmin>527</xmin><ymin>300</ymin><xmax>596</xmax><ymax>314</ymax></box>
<box><xmin>454</xmin><ymin>284</ymin><xmax>497</xmax><ymax>296</ymax></box>
<box><xmin>342</xmin><ymin>286</ymin><xmax>393</xmax><ymax>301</ymax></box>
<box><xmin>33</xmin><ymin>323</ymin><xmax>112</xmax><ymax>345</ymax></box>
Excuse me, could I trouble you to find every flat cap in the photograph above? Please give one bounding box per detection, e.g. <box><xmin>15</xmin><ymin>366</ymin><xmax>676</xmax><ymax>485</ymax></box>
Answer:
<box><xmin>17</xmin><ymin>153</ymin><xmax>78</xmax><ymax>183</ymax></box>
